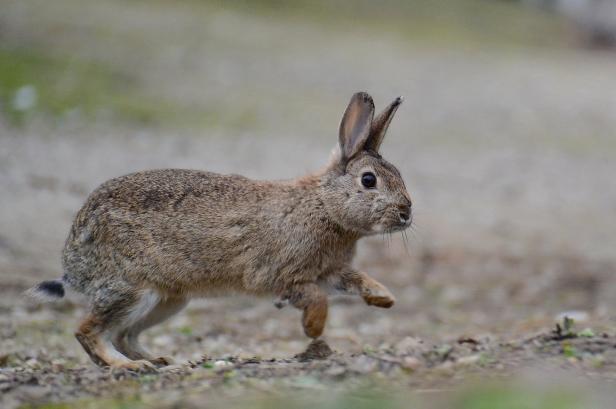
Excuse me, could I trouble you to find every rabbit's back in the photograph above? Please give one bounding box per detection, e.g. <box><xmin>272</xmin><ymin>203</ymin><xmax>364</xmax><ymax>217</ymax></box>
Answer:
<box><xmin>62</xmin><ymin>169</ymin><xmax>355</xmax><ymax>297</ymax></box>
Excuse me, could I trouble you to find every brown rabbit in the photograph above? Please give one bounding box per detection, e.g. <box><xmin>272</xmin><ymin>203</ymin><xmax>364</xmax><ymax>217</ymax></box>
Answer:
<box><xmin>29</xmin><ymin>92</ymin><xmax>412</xmax><ymax>371</ymax></box>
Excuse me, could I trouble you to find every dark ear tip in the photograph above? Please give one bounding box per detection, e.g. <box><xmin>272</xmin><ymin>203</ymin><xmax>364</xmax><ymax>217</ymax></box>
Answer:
<box><xmin>393</xmin><ymin>96</ymin><xmax>404</xmax><ymax>106</ymax></box>
<box><xmin>353</xmin><ymin>91</ymin><xmax>373</xmax><ymax>104</ymax></box>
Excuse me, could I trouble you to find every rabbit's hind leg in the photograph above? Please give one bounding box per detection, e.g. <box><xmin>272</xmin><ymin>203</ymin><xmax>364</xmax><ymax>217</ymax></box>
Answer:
<box><xmin>114</xmin><ymin>295</ymin><xmax>187</xmax><ymax>366</ymax></box>
<box><xmin>75</xmin><ymin>288</ymin><xmax>157</xmax><ymax>372</ymax></box>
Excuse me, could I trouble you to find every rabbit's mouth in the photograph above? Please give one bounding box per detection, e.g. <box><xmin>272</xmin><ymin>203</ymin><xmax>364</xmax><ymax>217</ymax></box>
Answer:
<box><xmin>369</xmin><ymin>198</ymin><xmax>412</xmax><ymax>234</ymax></box>
<box><xmin>370</xmin><ymin>212</ymin><xmax>412</xmax><ymax>234</ymax></box>
<box><xmin>390</xmin><ymin>218</ymin><xmax>412</xmax><ymax>232</ymax></box>
<box><xmin>390</xmin><ymin>207</ymin><xmax>413</xmax><ymax>230</ymax></box>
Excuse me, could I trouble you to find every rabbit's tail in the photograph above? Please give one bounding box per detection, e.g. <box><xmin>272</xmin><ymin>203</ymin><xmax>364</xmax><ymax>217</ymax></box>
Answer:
<box><xmin>25</xmin><ymin>278</ymin><xmax>65</xmax><ymax>302</ymax></box>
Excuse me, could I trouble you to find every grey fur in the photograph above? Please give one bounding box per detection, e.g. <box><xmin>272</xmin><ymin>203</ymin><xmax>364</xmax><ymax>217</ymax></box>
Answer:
<box><xmin>33</xmin><ymin>92</ymin><xmax>413</xmax><ymax>370</ymax></box>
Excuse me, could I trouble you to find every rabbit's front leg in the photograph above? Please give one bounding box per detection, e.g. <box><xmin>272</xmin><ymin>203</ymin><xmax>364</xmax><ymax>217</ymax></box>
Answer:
<box><xmin>327</xmin><ymin>268</ymin><xmax>395</xmax><ymax>308</ymax></box>
<box><xmin>284</xmin><ymin>283</ymin><xmax>328</xmax><ymax>338</ymax></box>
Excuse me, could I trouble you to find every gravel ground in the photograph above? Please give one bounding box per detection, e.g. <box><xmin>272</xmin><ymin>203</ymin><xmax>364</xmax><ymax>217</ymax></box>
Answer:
<box><xmin>2</xmin><ymin>301</ymin><xmax>616</xmax><ymax>408</ymax></box>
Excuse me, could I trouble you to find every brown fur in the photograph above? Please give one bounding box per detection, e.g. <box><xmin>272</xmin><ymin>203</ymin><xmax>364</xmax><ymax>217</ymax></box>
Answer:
<box><xmin>34</xmin><ymin>92</ymin><xmax>413</xmax><ymax>369</ymax></box>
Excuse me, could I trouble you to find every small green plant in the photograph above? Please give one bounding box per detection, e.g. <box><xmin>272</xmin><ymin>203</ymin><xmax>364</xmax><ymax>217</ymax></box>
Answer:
<box><xmin>563</xmin><ymin>316</ymin><xmax>574</xmax><ymax>332</ymax></box>
<box><xmin>478</xmin><ymin>353</ymin><xmax>495</xmax><ymax>367</ymax></box>
<box><xmin>578</xmin><ymin>328</ymin><xmax>595</xmax><ymax>338</ymax></box>
<box><xmin>222</xmin><ymin>369</ymin><xmax>237</xmax><ymax>382</ymax></box>
<box><xmin>138</xmin><ymin>374</ymin><xmax>158</xmax><ymax>384</ymax></box>
<box><xmin>553</xmin><ymin>316</ymin><xmax>577</xmax><ymax>340</ymax></box>
<box><xmin>362</xmin><ymin>344</ymin><xmax>375</xmax><ymax>354</ymax></box>
<box><xmin>562</xmin><ymin>341</ymin><xmax>578</xmax><ymax>359</ymax></box>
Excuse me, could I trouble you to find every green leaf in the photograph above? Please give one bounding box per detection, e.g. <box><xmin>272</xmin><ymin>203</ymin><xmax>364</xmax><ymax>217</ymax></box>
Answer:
<box><xmin>578</xmin><ymin>328</ymin><xmax>595</xmax><ymax>338</ymax></box>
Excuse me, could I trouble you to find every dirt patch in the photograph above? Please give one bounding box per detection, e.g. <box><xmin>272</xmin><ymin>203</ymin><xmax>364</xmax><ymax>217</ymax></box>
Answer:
<box><xmin>2</xmin><ymin>317</ymin><xmax>615</xmax><ymax>408</ymax></box>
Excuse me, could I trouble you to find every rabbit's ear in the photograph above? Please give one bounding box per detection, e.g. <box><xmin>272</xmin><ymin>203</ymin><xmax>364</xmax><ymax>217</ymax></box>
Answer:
<box><xmin>338</xmin><ymin>92</ymin><xmax>375</xmax><ymax>163</ymax></box>
<box><xmin>365</xmin><ymin>96</ymin><xmax>403</xmax><ymax>153</ymax></box>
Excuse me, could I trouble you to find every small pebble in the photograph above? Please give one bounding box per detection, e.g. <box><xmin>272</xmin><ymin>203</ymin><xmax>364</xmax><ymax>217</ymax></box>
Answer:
<box><xmin>160</xmin><ymin>364</ymin><xmax>186</xmax><ymax>373</ymax></box>
<box><xmin>214</xmin><ymin>360</ymin><xmax>231</xmax><ymax>368</ymax></box>
<box><xmin>456</xmin><ymin>355</ymin><xmax>480</xmax><ymax>366</ymax></box>
<box><xmin>401</xmin><ymin>356</ymin><xmax>422</xmax><ymax>371</ymax></box>
<box><xmin>349</xmin><ymin>355</ymin><xmax>378</xmax><ymax>374</ymax></box>
<box><xmin>25</xmin><ymin>359</ymin><xmax>40</xmax><ymax>369</ymax></box>
<box><xmin>325</xmin><ymin>365</ymin><xmax>346</xmax><ymax>377</ymax></box>
<box><xmin>51</xmin><ymin>359</ymin><xmax>66</xmax><ymax>372</ymax></box>
<box><xmin>394</xmin><ymin>337</ymin><xmax>424</xmax><ymax>355</ymax></box>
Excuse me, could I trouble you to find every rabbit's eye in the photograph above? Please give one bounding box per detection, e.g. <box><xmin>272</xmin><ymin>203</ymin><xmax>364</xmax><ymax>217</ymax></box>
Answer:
<box><xmin>361</xmin><ymin>172</ymin><xmax>377</xmax><ymax>189</ymax></box>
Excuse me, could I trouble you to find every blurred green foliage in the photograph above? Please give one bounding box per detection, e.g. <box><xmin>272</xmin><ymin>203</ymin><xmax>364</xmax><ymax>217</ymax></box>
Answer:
<box><xmin>23</xmin><ymin>384</ymin><xmax>588</xmax><ymax>409</ymax></box>
<box><xmin>0</xmin><ymin>0</ymin><xmax>574</xmax><ymax>129</ymax></box>
<box><xmin>0</xmin><ymin>46</ymin><xmax>262</xmax><ymax>129</ymax></box>
<box><xmin>458</xmin><ymin>386</ymin><xmax>584</xmax><ymax>409</ymax></box>
<box><xmin>0</xmin><ymin>48</ymin><xmax>172</xmax><ymax>126</ymax></box>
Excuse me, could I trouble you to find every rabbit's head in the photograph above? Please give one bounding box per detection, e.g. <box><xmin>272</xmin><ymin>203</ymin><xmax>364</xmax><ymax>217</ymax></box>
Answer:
<box><xmin>320</xmin><ymin>92</ymin><xmax>412</xmax><ymax>236</ymax></box>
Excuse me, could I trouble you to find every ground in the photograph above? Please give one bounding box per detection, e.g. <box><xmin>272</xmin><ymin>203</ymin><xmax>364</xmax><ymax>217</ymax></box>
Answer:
<box><xmin>1</xmin><ymin>1</ymin><xmax>616</xmax><ymax>408</ymax></box>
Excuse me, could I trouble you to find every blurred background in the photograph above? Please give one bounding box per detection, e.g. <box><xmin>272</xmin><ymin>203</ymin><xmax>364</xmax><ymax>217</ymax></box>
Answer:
<box><xmin>1</xmin><ymin>1</ymin><xmax>616</xmax><ymax>408</ymax></box>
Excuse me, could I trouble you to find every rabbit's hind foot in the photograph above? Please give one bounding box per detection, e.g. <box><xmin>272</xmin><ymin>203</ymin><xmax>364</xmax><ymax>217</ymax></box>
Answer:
<box><xmin>111</xmin><ymin>359</ymin><xmax>158</xmax><ymax>373</ymax></box>
<box><xmin>75</xmin><ymin>315</ymin><xmax>158</xmax><ymax>373</ymax></box>
<box><xmin>75</xmin><ymin>288</ymin><xmax>186</xmax><ymax>371</ymax></box>
<box><xmin>111</xmin><ymin>294</ymin><xmax>186</xmax><ymax>367</ymax></box>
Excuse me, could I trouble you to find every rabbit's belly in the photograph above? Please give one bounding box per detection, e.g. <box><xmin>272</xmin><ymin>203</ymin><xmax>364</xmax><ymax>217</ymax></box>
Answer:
<box><xmin>137</xmin><ymin>257</ymin><xmax>246</xmax><ymax>295</ymax></box>
<box><xmin>155</xmin><ymin>255</ymin><xmax>325</xmax><ymax>296</ymax></box>
<box><xmin>237</xmin><ymin>255</ymin><xmax>344</xmax><ymax>295</ymax></box>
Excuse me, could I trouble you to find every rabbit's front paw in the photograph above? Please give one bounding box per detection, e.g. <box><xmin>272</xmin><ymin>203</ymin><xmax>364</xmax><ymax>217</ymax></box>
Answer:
<box><xmin>361</xmin><ymin>280</ymin><xmax>395</xmax><ymax>308</ymax></box>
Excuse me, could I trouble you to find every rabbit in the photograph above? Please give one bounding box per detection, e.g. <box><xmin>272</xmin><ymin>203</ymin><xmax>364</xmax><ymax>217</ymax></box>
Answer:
<box><xmin>28</xmin><ymin>92</ymin><xmax>413</xmax><ymax>371</ymax></box>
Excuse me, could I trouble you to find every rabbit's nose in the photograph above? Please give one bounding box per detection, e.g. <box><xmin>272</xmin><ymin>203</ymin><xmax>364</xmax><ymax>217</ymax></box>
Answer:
<box><xmin>398</xmin><ymin>204</ymin><xmax>412</xmax><ymax>222</ymax></box>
